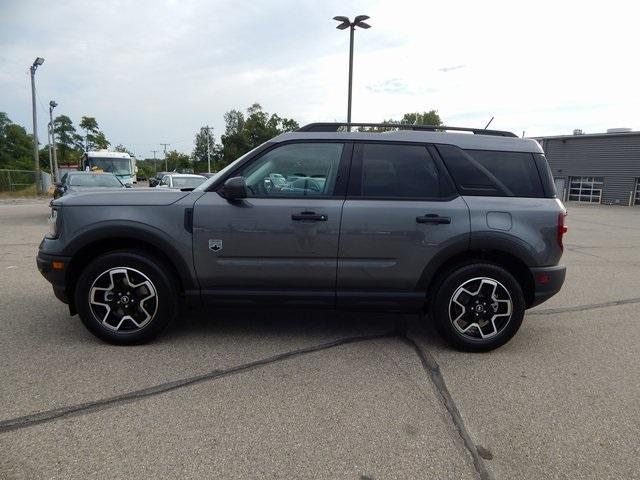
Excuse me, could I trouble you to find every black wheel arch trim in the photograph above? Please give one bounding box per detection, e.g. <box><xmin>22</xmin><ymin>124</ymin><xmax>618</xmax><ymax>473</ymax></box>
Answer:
<box><xmin>61</xmin><ymin>221</ymin><xmax>198</xmax><ymax>291</ymax></box>
<box><xmin>416</xmin><ymin>231</ymin><xmax>538</xmax><ymax>302</ymax></box>
<box><xmin>468</xmin><ymin>231</ymin><xmax>539</xmax><ymax>266</ymax></box>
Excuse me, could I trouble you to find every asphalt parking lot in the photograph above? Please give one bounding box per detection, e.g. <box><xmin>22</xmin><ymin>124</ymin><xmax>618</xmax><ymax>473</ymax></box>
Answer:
<box><xmin>0</xmin><ymin>199</ymin><xmax>638</xmax><ymax>479</ymax></box>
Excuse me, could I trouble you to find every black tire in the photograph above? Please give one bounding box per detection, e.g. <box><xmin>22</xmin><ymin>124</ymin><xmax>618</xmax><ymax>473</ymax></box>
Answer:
<box><xmin>431</xmin><ymin>262</ymin><xmax>525</xmax><ymax>352</ymax></box>
<box><xmin>74</xmin><ymin>250</ymin><xmax>177</xmax><ymax>345</ymax></box>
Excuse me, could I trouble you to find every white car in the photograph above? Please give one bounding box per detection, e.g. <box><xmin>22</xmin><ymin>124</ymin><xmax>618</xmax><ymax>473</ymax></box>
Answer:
<box><xmin>157</xmin><ymin>174</ymin><xmax>206</xmax><ymax>189</ymax></box>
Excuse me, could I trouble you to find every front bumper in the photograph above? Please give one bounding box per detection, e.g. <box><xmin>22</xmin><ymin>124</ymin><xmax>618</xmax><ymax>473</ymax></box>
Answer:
<box><xmin>37</xmin><ymin>251</ymin><xmax>71</xmax><ymax>304</ymax></box>
<box><xmin>528</xmin><ymin>265</ymin><xmax>566</xmax><ymax>308</ymax></box>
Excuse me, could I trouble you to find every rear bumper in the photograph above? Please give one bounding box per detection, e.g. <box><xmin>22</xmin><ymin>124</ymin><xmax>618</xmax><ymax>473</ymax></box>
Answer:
<box><xmin>36</xmin><ymin>251</ymin><xmax>71</xmax><ymax>304</ymax></box>
<box><xmin>528</xmin><ymin>265</ymin><xmax>566</xmax><ymax>308</ymax></box>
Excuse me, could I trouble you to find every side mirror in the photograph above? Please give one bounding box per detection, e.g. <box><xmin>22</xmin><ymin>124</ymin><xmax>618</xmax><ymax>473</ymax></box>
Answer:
<box><xmin>222</xmin><ymin>176</ymin><xmax>247</xmax><ymax>200</ymax></box>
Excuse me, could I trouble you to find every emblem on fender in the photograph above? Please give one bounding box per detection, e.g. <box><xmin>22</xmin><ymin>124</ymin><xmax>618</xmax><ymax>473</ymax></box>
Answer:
<box><xmin>208</xmin><ymin>239</ymin><xmax>223</xmax><ymax>252</ymax></box>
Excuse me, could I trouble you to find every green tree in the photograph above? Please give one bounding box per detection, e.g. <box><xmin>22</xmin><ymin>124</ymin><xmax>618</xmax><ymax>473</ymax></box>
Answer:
<box><xmin>136</xmin><ymin>159</ymin><xmax>156</xmax><ymax>180</ymax></box>
<box><xmin>192</xmin><ymin>127</ymin><xmax>222</xmax><ymax>172</ymax></box>
<box><xmin>164</xmin><ymin>150</ymin><xmax>191</xmax><ymax>172</ymax></box>
<box><xmin>79</xmin><ymin>116</ymin><xmax>110</xmax><ymax>150</ymax></box>
<box><xmin>399</xmin><ymin>110</ymin><xmax>442</xmax><ymax>126</ymax></box>
<box><xmin>53</xmin><ymin>115</ymin><xmax>82</xmax><ymax>163</ymax></box>
<box><xmin>114</xmin><ymin>144</ymin><xmax>134</xmax><ymax>155</ymax></box>
<box><xmin>0</xmin><ymin>113</ymin><xmax>34</xmax><ymax>170</ymax></box>
<box><xmin>220</xmin><ymin>103</ymin><xmax>299</xmax><ymax>167</ymax></box>
<box><xmin>360</xmin><ymin>110</ymin><xmax>443</xmax><ymax>132</ymax></box>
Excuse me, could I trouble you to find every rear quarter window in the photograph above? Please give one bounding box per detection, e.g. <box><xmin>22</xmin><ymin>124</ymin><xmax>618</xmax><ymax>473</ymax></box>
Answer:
<box><xmin>468</xmin><ymin>149</ymin><xmax>543</xmax><ymax>197</ymax></box>
<box><xmin>436</xmin><ymin>144</ymin><xmax>544</xmax><ymax>197</ymax></box>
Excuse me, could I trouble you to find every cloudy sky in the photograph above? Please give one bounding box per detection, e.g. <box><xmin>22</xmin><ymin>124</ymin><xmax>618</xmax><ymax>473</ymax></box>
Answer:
<box><xmin>1</xmin><ymin>0</ymin><xmax>638</xmax><ymax>157</ymax></box>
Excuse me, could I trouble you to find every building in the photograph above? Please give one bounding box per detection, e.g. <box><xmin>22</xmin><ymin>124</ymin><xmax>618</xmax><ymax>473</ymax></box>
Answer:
<box><xmin>534</xmin><ymin>129</ymin><xmax>640</xmax><ymax>206</ymax></box>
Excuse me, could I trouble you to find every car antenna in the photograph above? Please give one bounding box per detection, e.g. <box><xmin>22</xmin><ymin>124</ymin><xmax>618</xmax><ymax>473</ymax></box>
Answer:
<box><xmin>484</xmin><ymin>116</ymin><xmax>494</xmax><ymax>129</ymax></box>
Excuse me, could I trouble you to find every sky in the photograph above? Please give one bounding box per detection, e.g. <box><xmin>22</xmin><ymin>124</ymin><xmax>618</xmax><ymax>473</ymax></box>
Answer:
<box><xmin>1</xmin><ymin>0</ymin><xmax>638</xmax><ymax>157</ymax></box>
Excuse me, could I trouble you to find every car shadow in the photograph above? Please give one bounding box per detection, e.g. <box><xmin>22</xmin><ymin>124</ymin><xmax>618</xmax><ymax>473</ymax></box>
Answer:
<box><xmin>157</xmin><ymin>307</ymin><xmax>449</xmax><ymax>352</ymax></box>
<box><xmin>162</xmin><ymin>307</ymin><xmax>407</xmax><ymax>342</ymax></box>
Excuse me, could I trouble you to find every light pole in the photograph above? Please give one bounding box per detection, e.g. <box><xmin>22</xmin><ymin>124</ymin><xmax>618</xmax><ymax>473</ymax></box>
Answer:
<box><xmin>49</xmin><ymin>100</ymin><xmax>58</xmax><ymax>182</ymax></box>
<box><xmin>30</xmin><ymin>57</ymin><xmax>45</xmax><ymax>194</ymax></box>
<box><xmin>333</xmin><ymin>15</ymin><xmax>370</xmax><ymax>130</ymax></box>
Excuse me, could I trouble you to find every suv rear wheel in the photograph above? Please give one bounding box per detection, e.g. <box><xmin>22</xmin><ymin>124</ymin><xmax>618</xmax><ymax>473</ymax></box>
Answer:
<box><xmin>432</xmin><ymin>263</ymin><xmax>525</xmax><ymax>352</ymax></box>
<box><xmin>74</xmin><ymin>250</ymin><xmax>177</xmax><ymax>345</ymax></box>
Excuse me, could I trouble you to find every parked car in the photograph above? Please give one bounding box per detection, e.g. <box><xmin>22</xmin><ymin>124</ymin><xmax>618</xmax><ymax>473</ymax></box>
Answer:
<box><xmin>53</xmin><ymin>171</ymin><xmax>128</xmax><ymax>199</ymax></box>
<box><xmin>156</xmin><ymin>173</ymin><xmax>206</xmax><ymax>189</ymax></box>
<box><xmin>148</xmin><ymin>171</ymin><xmax>169</xmax><ymax>188</ymax></box>
<box><xmin>37</xmin><ymin>122</ymin><xmax>566</xmax><ymax>351</ymax></box>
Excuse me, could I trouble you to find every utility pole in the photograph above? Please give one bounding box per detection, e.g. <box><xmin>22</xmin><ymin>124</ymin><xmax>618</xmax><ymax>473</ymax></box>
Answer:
<box><xmin>160</xmin><ymin>143</ymin><xmax>170</xmax><ymax>171</ymax></box>
<box><xmin>202</xmin><ymin>126</ymin><xmax>213</xmax><ymax>173</ymax></box>
<box><xmin>49</xmin><ymin>101</ymin><xmax>58</xmax><ymax>182</ymax></box>
<box><xmin>30</xmin><ymin>57</ymin><xmax>45</xmax><ymax>194</ymax></box>
<box><xmin>151</xmin><ymin>150</ymin><xmax>158</xmax><ymax>173</ymax></box>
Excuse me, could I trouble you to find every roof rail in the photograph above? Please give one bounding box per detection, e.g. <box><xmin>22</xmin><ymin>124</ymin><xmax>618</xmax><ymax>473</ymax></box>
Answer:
<box><xmin>296</xmin><ymin>122</ymin><xmax>518</xmax><ymax>137</ymax></box>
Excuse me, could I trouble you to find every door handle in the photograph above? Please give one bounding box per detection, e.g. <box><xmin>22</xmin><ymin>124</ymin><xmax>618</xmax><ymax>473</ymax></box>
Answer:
<box><xmin>416</xmin><ymin>214</ymin><xmax>451</xmax><ymax>224</ymax></box>
<box><xmin>291</xmin><ymin>211</ymin><xmax>327</xmax><ymax>222</ymax></box>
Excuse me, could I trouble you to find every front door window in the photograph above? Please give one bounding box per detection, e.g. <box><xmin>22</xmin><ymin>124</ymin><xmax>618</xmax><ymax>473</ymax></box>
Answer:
<box><xmin>238</xmin><ymin>143</ymin><xmax>344</xmax><ymax>197</ymax></box>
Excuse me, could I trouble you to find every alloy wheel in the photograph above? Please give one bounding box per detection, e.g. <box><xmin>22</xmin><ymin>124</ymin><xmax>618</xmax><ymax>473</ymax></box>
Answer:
<box><xmin>88</xmin><ymin>267</ymin><xmax>158</xmax><ymax>332</ymax></box>
<box><xmin>448</xmin><ymin>277</ymin><xmax>513</xmax><ymax>340</ymax></box>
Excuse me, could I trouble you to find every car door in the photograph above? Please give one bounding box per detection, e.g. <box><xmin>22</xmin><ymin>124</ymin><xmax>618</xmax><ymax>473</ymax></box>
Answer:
<box><xmin>193</xmin><ymin>141</ymin><xmax>351</xmax><ymax>306</ymax></box>
<box><xmin>337</xmin><ymin>142</ymin><xmax>470</xmax><ymax>310</ymax></box>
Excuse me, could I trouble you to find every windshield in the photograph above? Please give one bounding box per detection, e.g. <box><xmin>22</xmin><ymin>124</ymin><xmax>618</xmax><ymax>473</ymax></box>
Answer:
<box><xmin>69</xmin><ymin>174</ymin><xmax>123</xmax><ymax>187</ymax></box>
<box><xmin>172</xmin><ymin>176</ymin><xmax>205</xmax><ymax>188</ymax></box>
<box><xmin>88</xmin><ymin>157</ymin><xmax>131</xmax><ymax>176</ymax></box>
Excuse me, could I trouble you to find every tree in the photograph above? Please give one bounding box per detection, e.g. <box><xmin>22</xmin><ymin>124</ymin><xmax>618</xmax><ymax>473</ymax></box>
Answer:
<box><xmin>79</xmin><ymin>116</ymin><xmax>110</xmax><ymax>150</ymax></box>
<box><xmin>220</xmin><ymin>103</ymin><xmax>299</xmax><ymax>167</ymax></box>
<box><xmin>136</xmin><ymin>159</ymin><xmax>156</xmax><ymax>180</ymax></box>
<box><xmin>53</xmin><ymin>115</ymin><xmax>82</xmax><ymax>163</ymax></box>
<box><xmin>192</xmin><ymin>127</ymin><xmax>221</xmax><ymax>172</ymax></box>
<box><xmin>114</xmin><ymin>144</ymin><xmax>134</xmax><ymax>155</ymax></box>
<box><xmin>164</xmin><ymin>150</ymin><xmax>191</xmax><ymax>172</ymax></box>
<box><xmin>0</xmin><ymin>113</ymin><xmax>34</xmax><ymax>170</ymax></box>
<box><xmin>400</xmin><ymin>110</ymin><xmax>442</xmax><ymax>126</ymax></box>
<box><xmin>360</xmin><ymin>110</ymin><xmax>443</xmax><ymax>132</ymax></box>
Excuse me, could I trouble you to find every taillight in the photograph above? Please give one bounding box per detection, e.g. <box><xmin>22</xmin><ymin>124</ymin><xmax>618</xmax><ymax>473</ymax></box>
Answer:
<box><xmin>557</xmin><ymin>212</ymin><xmax>568</xmax><ymax>249</ymax></box>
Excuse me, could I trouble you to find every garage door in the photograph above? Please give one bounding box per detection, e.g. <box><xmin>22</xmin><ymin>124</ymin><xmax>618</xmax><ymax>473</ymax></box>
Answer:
<box><xmin>568</xmin><ymin>176</ymin><xmax>603</xmax><ymax>203</ymax></box>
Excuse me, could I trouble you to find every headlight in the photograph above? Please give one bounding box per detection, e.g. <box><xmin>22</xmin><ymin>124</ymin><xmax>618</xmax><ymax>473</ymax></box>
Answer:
<box><xmin>47</xmin><ymin>208</ymin><xmax>59</xmax><ymax>238</ymax></box>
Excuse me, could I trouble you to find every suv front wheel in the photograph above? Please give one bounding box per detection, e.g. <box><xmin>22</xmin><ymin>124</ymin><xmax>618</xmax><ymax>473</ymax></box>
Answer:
<box><xmin>74</xmin><ymin>250</ymin><xmax>177</xmax><ymax>345</ymax></box>
<box><xmin>432</xmin><ymin>263</ymin><xmax>525</xmax><ymax>352</ymax></box>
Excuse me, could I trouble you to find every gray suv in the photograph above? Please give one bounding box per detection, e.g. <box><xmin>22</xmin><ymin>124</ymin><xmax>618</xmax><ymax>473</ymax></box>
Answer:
<box><xmin>37</xmin><ymin>123</ymin><xmax>566</xmax><ymax>351</ymax></box>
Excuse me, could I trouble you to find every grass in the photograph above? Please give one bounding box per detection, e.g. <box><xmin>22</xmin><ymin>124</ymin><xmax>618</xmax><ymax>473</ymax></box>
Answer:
<box><xmin>0</xmin><ymin>185</ymin><xmax>40</xmax><ymax>198</ymax></box>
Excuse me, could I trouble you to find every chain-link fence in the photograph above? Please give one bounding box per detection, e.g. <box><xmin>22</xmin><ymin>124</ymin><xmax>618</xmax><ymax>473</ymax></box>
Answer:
<box><xmin>0</xmin><ymin>169</ymin><xmax>51</xmax><ymax>195</ymax></box>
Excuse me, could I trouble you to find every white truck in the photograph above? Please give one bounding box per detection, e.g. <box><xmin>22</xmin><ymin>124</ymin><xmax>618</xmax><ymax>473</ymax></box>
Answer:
<box><xmin>79</xmin><ymin>150</ymin><xmax>138</xmax><ymax>185</ymax></box>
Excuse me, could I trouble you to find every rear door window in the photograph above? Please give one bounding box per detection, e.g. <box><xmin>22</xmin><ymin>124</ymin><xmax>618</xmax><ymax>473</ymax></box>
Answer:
<box><xmin>356</xmin><ymin>143</ymin><xmax>447</xmax><ymax>198</ymax></box>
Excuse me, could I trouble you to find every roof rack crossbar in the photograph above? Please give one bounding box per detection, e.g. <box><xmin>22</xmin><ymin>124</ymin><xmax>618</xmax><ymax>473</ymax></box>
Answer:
<box><xmin>296</xmin><ymin>122</ymin><xmax>517</xmax><ymax>137</ymax></box>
